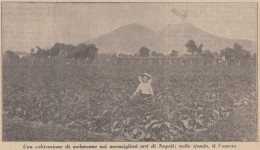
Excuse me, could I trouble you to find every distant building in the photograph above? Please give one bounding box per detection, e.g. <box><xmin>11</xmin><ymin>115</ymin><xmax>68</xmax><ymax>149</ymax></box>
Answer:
<box><xmin>17</xmin><ymin>53</ymin><xmax>29</xmax><ymax>59</ymax></box>
<box><xmin>221</xmin><ymin>56</ymin><xmax>226</xmax><ymax>61</ymax></box>
<box><xmin>116</xmin><ymin>51</ymin><xmax>134</xmax><ymax>57</ymax></box>
<box><xmin>15</xmin><ymin>52</ymin><xmax>29</xmax><ymax>59</ymax></box>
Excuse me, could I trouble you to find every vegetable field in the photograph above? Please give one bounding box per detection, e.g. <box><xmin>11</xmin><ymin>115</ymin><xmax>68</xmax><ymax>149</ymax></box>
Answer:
<box><xmin>2</xmin><ymin>60</ymin><xmax>257</xmax><ymax>141</ymax></box>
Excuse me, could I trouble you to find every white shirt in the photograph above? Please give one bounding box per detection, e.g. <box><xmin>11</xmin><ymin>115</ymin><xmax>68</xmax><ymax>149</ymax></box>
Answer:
<box><xmin>134</xmin><ymin>82</ymin><xmax>154</xmax><ymax>95</ymax></box>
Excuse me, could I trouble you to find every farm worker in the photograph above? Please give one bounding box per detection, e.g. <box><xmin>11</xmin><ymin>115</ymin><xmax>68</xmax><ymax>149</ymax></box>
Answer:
<box><xmin>130</xmin><ymin>73</ymin><xmax>154</xmax><ymax>98</ymax></box>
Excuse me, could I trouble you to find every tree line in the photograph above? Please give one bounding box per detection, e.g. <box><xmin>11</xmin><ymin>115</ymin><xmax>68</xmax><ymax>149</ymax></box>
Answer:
<box><xmin>4</xmin><ymin>40</ymin><xmax>256</xmax><ymax>66</ymax></box>
<box><xmin>135</xmin><ymin>40</ymin><xmax>255</xmax><ymax>65</ymax></box>
<box><xmin>32</xmin><ymin>42</ymin><xmax>99</xmax><ymax>60</ymax></box>
<box><xmin>5</xmin><ymin>42</ymin><xmax>99</xmax><ymax>60</ymax></box>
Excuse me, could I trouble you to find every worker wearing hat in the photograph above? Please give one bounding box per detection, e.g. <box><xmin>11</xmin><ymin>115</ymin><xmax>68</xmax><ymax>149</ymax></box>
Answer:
<box><xmin>130</xmin><ymin>73</ymin><xmax>154</xmax><ymax>99</ymax></box>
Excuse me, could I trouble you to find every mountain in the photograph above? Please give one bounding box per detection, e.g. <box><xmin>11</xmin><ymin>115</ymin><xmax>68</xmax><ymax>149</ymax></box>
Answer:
<box><xmin>87</xmin><ymin>23</ymin><xmax>156</xmax><ymax>54</ymax></box>
<box><xmin>86</xmin><ymin>23</ymin><xmax>256</xmax><ymax>55</ymax></box>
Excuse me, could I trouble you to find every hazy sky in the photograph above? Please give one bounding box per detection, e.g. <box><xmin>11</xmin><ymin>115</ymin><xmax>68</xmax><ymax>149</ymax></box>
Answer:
<box><xmin>2</xmin><ymin>2</ymin><xmax>257</xmax><ymax>52</ymax></box>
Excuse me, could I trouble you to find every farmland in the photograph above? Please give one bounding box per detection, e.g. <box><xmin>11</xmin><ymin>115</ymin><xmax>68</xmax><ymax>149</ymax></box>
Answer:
<box><xmin>2</xmin><ymin>58</ymin><xmax>257</xmax><ymax>141</ymax></box>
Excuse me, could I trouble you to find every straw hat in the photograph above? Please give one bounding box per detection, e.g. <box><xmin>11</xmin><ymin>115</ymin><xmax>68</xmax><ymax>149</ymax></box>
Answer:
<box><xmin>140</xmin><ymin>73</ymin><xmax>152</xmax><ymax>78</ymax></box>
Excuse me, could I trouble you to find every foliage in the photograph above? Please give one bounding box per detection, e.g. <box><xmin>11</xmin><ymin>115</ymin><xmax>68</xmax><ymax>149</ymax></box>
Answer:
<box><xmin>185</xmin><ymin>40</ymin><xmax>205</xmax><ymax>55</ymax></box>
<box><xmin>139</xmin><ymin>47</ymin><xmax>150</xmax><ymax>57</ymax></box>
<box><xmin>220</xmin><ymin>43</ymin><xmax>251</xmax><ymax>62</ymax></box>
<box><xmin>4</xmin><ymin>50</ymin><xmax>19</xmax><ymax>59</ymax></box>
<box><xmin>32</xmin><ymin>43</ymin><xmax>98</xmax><ymax>59</ymax></box>
<box><xmin>185</xmin><ymin>40</ymin><xmax>197</xmax><ymax>55</ymax></box>
<box><xmin>202</xmin><ymin>50</ymin><xmax>214</xmax><ymax>64</ymax></box>
<box><xmin>2</xmin><ymin>60</ymin><xmax>257</xmax><ymax>141</ymax></box>
<box><xmin>197</xmin><ymin>44</ymin><xmax>203</xmax><ymax>54</ymax></box>
<box><xmin>73</xmin><ymin>44</ymin><xmax>98</xmax><ymax>59</ymax></box>
<box><xmin>30</xmin><ymin>48</ymin><xmax>35</xmax><ymax>53</ymax></box>
<box><xmin>170</xmin><ymin>50</ymin><xmax>178</xmax><ymax>57</ymax></box>
<box><xmin>251</xmin><ymin>53</ymin><xmax>256</xmax><ymax>66</ymax></box>
<box><xmin>3</xmin><ymin>118</ymin><xmax>114</xmax><ymax>141</ymax></box>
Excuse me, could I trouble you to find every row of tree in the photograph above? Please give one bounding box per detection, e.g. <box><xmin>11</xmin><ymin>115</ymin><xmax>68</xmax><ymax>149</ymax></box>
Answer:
<box><xmin>4</xmin><ymin>40</ymin><xmax>256</xmax><ymax>66</ymax></box>
<box><xmin>135</xmin><ymin>40</ymin><xmax>203</xmax><ymax>57</ymax></box>
<box><xmin>31</xmin><ymin>42</ymin><xmax>99</xmax><ymax>59</ymax></box>
<box><xmin>136</xmin><ymin>40</ymin><xmax>255</xmax><ymax>63</ymax></box>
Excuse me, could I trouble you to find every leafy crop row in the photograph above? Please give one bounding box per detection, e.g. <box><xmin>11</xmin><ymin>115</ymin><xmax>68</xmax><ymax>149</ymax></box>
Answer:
<box><xmin>3</xmin><ymin>62</ymin><xmax>257</xmax><ymax>141</ymax></box>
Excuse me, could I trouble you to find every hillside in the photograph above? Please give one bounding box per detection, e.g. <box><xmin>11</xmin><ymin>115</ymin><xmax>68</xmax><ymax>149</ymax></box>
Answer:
<box><xmin>86</xmin><ymin>23</ymin><xmax>256</xmax><ymax>55</ymax></box>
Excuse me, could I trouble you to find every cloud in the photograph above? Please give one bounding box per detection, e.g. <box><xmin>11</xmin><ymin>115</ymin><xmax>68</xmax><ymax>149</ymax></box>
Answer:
<box><xmin>171</xmin><ymin>8</ymin><xmax>188</xmax><ymax>22</ymax></box>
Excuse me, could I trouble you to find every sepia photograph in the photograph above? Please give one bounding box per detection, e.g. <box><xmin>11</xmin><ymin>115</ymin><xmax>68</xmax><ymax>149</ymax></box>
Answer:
<box><xmin>1</xmin><ymin>2</ymin><xmax>258</xmax><ymax>142</ymax></box>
